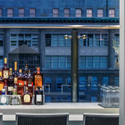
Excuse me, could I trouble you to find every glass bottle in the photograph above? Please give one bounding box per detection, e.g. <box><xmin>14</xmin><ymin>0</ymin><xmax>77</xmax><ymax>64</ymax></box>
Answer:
<box><xmin>0</xmin><ymin>70</ymin><xmax>4</xmax><ymax>94</ymax></box>
<box><xmin>9</xmin><ymin>88</ymin><xmax>21</xmax><ymax>105</ymax></box>
<box><xmin>0</xmin><ymin>89</ymin><xmax>8</xmax><ymax>105</ymax></box>
<box><xmin>34</xmin><ymin>67</ymin><xmax>43</xmax><ymax>90</ymax></box>
<box><xmin>2</xmin><ymin>58</ymin><xmax>9</xmax><ymax>86</ymax></box>
<box><xmin>23</xmin><ymin>61</ymin><xmax>28</xmax><ymax>86</ymax></box>
<box><xmin>13</xmin><ymin>62</ymin><xmax>18</xmax><ymax>88</ymax></box>
<box><xmin>35</xmin><ymin>87</ymin><xmax>43</xmax><ymax>105</ymax></box>
<box><xmin>8</xmin><ymin>68</ymin><xmax>14</xmax><ymax>95</ymax></box>
<box><xmin>17</xmin><ymin>69</ymin><xmax>24</xmax><ymax>95</ymax></box>
<box><xmin>21</xmin><ymin>87</ymin><xmax>32</xmax><ymax>105</ymax></box>
<box><xmin>27</xmin><ymin>70</ymin><xmax>33</xmax><ymax>95</ymax></box>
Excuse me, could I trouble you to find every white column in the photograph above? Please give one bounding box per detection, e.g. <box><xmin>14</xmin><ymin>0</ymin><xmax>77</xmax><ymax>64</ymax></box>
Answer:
<box><xmin>119</xmin><ymin>0</ymin><xmax>125</xmax><ymax>125</ymax></box>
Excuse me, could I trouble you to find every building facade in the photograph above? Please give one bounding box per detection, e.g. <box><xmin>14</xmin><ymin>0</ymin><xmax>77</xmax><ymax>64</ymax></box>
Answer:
<box><xmin>0</xmin><ymin>0</ymin><xmax>119</xmax><ymax>102</ymax></box>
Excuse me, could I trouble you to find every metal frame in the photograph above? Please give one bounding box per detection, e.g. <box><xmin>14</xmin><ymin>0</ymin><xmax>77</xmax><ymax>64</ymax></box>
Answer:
<box><xmin>83</xmin><ymin>113</ymin><xmax>119</xmax><ymax>125</ymax></box>
<box><xmin>16</xmin><ymin>113</ymin><xmax>69</xmax><ymax>125</ymax></box>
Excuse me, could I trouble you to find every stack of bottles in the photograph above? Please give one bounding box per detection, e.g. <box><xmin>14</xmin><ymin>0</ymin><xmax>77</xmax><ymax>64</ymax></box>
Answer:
<box><xmin>0</xmin><ymin>58</ymin><xmax>44</xmax><ymax>105</ymax></box>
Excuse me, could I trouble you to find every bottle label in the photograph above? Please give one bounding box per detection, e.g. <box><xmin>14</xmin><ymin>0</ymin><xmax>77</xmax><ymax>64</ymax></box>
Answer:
<box><xmin>1</xmin><ymin>96</ymin><xmax>7</xmax><ymax>104</ymax></box>
<box><xmin>37</xmin><ymin>95</ymin><xmax>42</xmax><ymax>102</ymax></box>
<box><xmin>0</xmin><ymin>83</ymin><xmax>4</xmax><ymax>91</ymax></box>
<box><xmin>35</xmin><ymin>75</ymin><xmax>42</xmax><ymax>87</ymax></box>
<box><xmin>14</xmin><ymin>78</ymin><xmax>17</xmax><ymax>84</ymax></box>
<box><xmin>24</xmin><ymin>94</ymin><xmax>30</xmax><ymax>103</ymax></box>
<box><xmin>24</xmin><ymin>81</ymin><xmax>27</xmax><ymax>86</ymax></box>
<box><xmin>3</xmin><ymin>70</ymin><xmax>9</xmax><ymax>79</ymax></box>
<box><xmin>19</xmin><ymin>83</ymin><xmax>22</xmax><ymax>86</ymax></box>
<box><xmin>28</xmin><ymin>84</ymin><xmax>32</xmax><ymax>87</ymax></box>
<box><xmin>8</xmin><ymin>86</ymin><xmax>13</xmax><ymax>91</ymax></box>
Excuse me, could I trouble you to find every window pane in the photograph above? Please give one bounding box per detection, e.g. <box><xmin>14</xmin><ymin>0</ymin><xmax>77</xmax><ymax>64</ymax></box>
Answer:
<box><xmin>87</xmin><ymin>9</ymin><xmax>92</xmax><ymax>17</ymax></box>
<box><xmin>30</xmin><ymin>8</ymin><xmax>35</xmax><ymax>17</ymax></box>
<box><xmin>52</xmin><ymin>56</ymin><xmax>58</xmax><ymax>68</ymax></box>
<box><xmin>97</xmin><ymin>9</ymin><xmax>103</xmax><ymax>17</ymax></box>
<box><xmin>53</xmin><ymin>9</ymin><xmax>58</xmax><ymax>17</ymax></box>
<box><xmin>7</xmin><ymin>8</ymin><xmax>13</xmax><ymax>17</ymax></box>
<box><xmin>76</xmin><ymin>9</ymin><xmax>81</xmax><ymax>17</ymax></box>
<box><xmin>109</xmin><ymin>9</ymin><xmax>115</xmax><ymax>17</ymax></box>
<box><xmin>19</xmin><ymin>8</ymin><xmax>24</xmax><ymax>17</ymax></box>
<box><xmin>64</xmin><ymin>9</ymin><xmax>70</xmax><ymax>17</ymax></box>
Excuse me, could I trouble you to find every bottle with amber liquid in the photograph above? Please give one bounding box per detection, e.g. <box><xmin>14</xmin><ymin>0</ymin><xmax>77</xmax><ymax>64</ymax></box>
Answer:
<box><xmin>8</xmin><ymin>68</ymin><xmax>14</xmax><ymax>95</ymax></box>
<box><xmin>13</xmin><ymin>62</ymin><xmax>18</xmax><ymax>88</ymax></box>
<box><xmin>17</xmin><ymin>69</ymin><xmax>24</xmax><ymax>95</ymax></box>
<box><xmin>2</xmin><ymin>58</ymin><xmax>9</xmax><ymax>86</ymax></box>
<box><xmin>27</xmin><ymin>70</ymin><xmax>33</xmax><ymax>95</ymax></box>
<box><xmin>23</xmin><ymin>61</ymin><xmax>28</xmax><ymax>86</ymax></box>
<box><xmin>0</xmin><ymin>70</ymin><xmax>4</xmax><ymax>94</ymax></box>
<box><xmin>21</xmin><ymin>87</ymin><xmax>32</xmax><ymax>105</ymax></box>
<box><xmin>34</xmin><ymin>67</ymin><xmax>43</xmax><ymax>90</ymax></box>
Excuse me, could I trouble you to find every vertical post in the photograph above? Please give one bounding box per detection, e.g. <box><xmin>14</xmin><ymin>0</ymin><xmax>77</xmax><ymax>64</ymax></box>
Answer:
<box><xmin>71</xmin><ymin>30</ymin><xmax>78</xmax><ymax>102</ymax></box>
<box><xmin>120</xmin><ymin>0</ymin><xmax>125</xmax><ymax>125</ymax></box>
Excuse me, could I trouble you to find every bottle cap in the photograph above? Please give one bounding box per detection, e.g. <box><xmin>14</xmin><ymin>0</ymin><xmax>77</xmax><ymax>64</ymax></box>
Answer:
<box><xmin>9</xmin><ymin>68</ymin><xmax>12</xmax><ymax>71</ymax></box>
<box><xmin>19</xmin><ymin>69</ymin><xmax>22</xmax><ymax>73</ymax></box>
<box><xmin>4</xmin><ymin>58</ymin><xmax>7</xmax><ymax>64</ymax></box>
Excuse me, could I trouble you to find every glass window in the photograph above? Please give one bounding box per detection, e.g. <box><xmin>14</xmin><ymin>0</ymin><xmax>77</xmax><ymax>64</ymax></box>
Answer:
<box><xmin>7</xmin><ymin>8</ymin><xmax>13</xmax><ymax>17</ymax></box>
<box><xmin>109</xmin><ymin>9</ymin><xmax>115</xmax><ymax>17</ymax></box>
<box><xmin>100</xmin><ymin>57</ymin><xmax>107</xmax><ymax>68</ymax></box>
<box><xmin>97</xmin><ymin>9</ymin><xmax>103</xmax><ymax>17</ymax></box>
<box><xmin>52</xmin><ymin>56</ymin><xmax>58</xmax><ymax>68</ymax></box>
<box><xmin>75</xmin><ymin>9</ymin><xmax>81</xmax><ymax>17</ymax></box>
<box><xmin>59</xmin><ymin>56</ymin><xmax>66</xmax><ymax>68</ymax></box>
<box><xmin>64</xmin><ymin>9</ymin><xmax>70</xmax><ymax>17</ymax></box>
<box><xmin>67</xmin><ymin>56</ymin><xmax>71</xmax><ymax>68</ymax></box>
<box><xmin>87</xmin><ymin>34</ymin><xmax>93</xmax><ymax>46</ymax></box>
<box><xmin>19</xmin><ymin>8</ymin><xmax>24</xmax><ymax>17</ymax></box>
<box><xmin>93</xmin><ymin>57</ymin><xmax>100</xmax><ymax>68</ymax></box>
<box><xmin>79</xmin><ymin>57</ymin><xmax>86</xmax><ymax>68</ymax></box>
<box><xmin>115</xmin><ymin>77</ymin><xmax>119</xmax><ymax>85</ymax></box>
<box><xmin>115</xmin><ymin>34</ymin><xmax>119</xmax><ymax>42</ymax></box>
<box><xmin>102</xmin><ymin>77</ymin><xmax>109</xmax><ymax>86</ymax></box>
<box><xmin>59</xmin><ymin>35</ymin><xmax>65</xmax><ymax>46</ymax></box>
<box><xmin>30</xmin><ymin>8</ymin><xmax>36</xmax><ymax>17</ymax></box>
<box><xmin>91</xmin><ymin>96</ymin><xmax>97</xmax><ymax>102</ymax></box>
<box><xmin>53</xmin><ymin>9</ymin><xmax>58</xmax><ymax>17</ymax></box>
<box><xmin>86</xmin><ymin>9</ymin><xmax>92</xmax><ymax>17</ymax></box>
<box><xmin>45</xmin><ymin>77</ymin><xmax>52</xmax><ymax>90</ymax></box>
<box><xmin>86</xmin><ymin>57</ymin><xmax>93</xmax><ymax>68</ymax></box>
<box><xmin>0</xmin><ymin>56</ymin><xmax>3</xmax><ymax>68</ymax></box>
<box><xmin>56</xmin><ymin>77</ymin><xmax>63</xmax><ymax>90</ymax></box>
<box><xmin>79</xmin><ymin>77</ymin><xmax>87</xmax><ymax>90</ymax></box>
<box><xmin>91</xmin><ymin>76</ymin><xmax>98</xmax><ymax>90</ymax></box>
<box><xmin>95</xmin><ymin>34</ymin><xmax>100</xmax><ymax>46</ymax></box>
<box><xmin>51</xmin><ymin>35</ymin><xmax>58</xmax><ymax>46</ymax></box>
<box><xmin>0</xmin><ymin>8</ymin><xmax>2</xmax><ymax>17</ymax></box>
<box><xmin>67</xmin><ymin>77</ymin><xmax>71</xmax><ymax>90</ymax></box>
<box><xmin>45</xmin><ymin>34</ymin><xmax>51</xmax><ymax>46</ymax></box>
<box><xmin>45</xmin><ymin>56</ymin><xmax>51</xmax><ymax>68</ymax></box>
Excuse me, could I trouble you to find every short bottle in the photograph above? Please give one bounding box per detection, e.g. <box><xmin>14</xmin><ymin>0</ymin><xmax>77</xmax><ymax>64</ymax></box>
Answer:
<box><xmin>17</xmin><ymin>69</ymin><xmax>24</xmax><ymax>95</ymax></box>
<box><xmin>35</xmin><ymin>87</ymin><xmax>43</xmax><ymax>105</ymax></box>
<box><xmin>8</xmin><ymin>68</ymin><xmax>14</xmax><ymax>95</ymax></box>
<box><xmin>0</xmin><ymin>70</ymin><xmax>4</xmax><ymax>94</ymax></box>
<box><xmin>21</xmin><ymin>87</ymin><xmax>32</xmax><ymax>105</ymax></box>
<box><xmin>2</xmin><ymin>58</ymin><xmax>9</xmax><ymax>86</ymax></box>
<box><xmin>9</xmin><ymin>88</ymin><xmax>21</xmax><ymax>105</ymax></box>
<box><xmin>13</xmin><ymin>62</ymin><xmax>18</xmax><ymax>88</ymax></box>
<box><xmin>27</xmin><ymin>70</ymin><xmax>33</xmax><ymax>95</ymax></box>
<box><xmin>0</xmin><ymin>89</ymin><xmax>8</xmax><ymax>105</ymax></box>
<box><xmin>34</xmin><ymin>67</ymin><xmax>43</xmax><ymax>90</ymax></box>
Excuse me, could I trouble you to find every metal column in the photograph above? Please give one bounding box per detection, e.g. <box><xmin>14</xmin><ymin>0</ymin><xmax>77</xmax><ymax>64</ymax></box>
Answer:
<box><xmin>119</xmin><ymin>0</ymin><xmax>125</xmax><ymax>125</ymax></box>
<box><xmin>71</xmin><ymin>30</ymin><xmax>78</xmax><ymax>102</ymax></box>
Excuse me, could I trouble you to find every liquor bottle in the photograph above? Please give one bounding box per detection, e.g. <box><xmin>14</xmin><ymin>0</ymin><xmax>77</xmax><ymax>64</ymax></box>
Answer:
<box><xmin>17</xmin><ymin>69</ymin><xmax>24</xmax><ymax>95</ymax></box>
<box><xmin>2</xmin><ymin>58</ymin><xmax>9</xmax><ymax>86</ymax></box>
<box><xmin>34</xmin><ymin>87</ymin><xmax>43</xmax><ymax>105</ymax></box>
<box><xmin>27</xmin><ymin>70</ymin><xmax>33</xmax><ymax>95</ymax></box>
<box><xmin>23</xmin><ymin>61</ymin><xmax>28</xmax><ymax>86</ymax></box>
<box><xmin>34</xmin><ymin>67</ymin><xmax>43</xmax><ymax>90</ymax></box>
<box><xmin>21</xmin><ymin>87</ymin><xmax>32</xmax><ymax>105</ymax></box>
<box><xmin>8</xmin><ymin>68</ymin><xmax>14</xmax><ymax>95</ymax></box>
<box><xmin>9</xmin><ymin>88</ymin><xmax>21</xmax><ymax>105</ymax></box>
<box><xmin>0</xmin><ymin>70</ymin><xmax>4</xmax><ymax>94</ymax></box>
<box><xmin>0</xmin><ymin>89</ymin><xmax>8</xmax><ymax>105</ymax></box>
<box><xmin>13</xmin><ymin>62</ymin><xmax>18</xmax><ymax>88</ymax></box>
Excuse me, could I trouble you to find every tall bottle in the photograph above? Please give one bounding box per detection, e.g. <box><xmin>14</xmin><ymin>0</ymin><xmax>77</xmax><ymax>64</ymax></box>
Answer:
<box><xmin>0</xmin><ymin>70</ymin><xmax>4</xmax><ymax>94</ymax></box>
<box><xmin>23</xmin><ymin>61</ymin><xmax>28</xmax><ymax>86</ymax></box>
<box><xmin>13</xmin><ymin>62</ymin><xmax>18</xmax><ymax>88</ymax></box>
<box><xmin>2</xmin><ymin>58</ymin><xmax>9</xmax><ymax>86</ymax></box>
<box><xmin>8</xmin><ymin>68</ymin><xmax>14</xmax><ymax>95</ymax></box>
<box><xmin>0</xmin><ymin>89</ymin><xmax>8</xmax><ymax>105</ymax></box>
<box><xmin>27</xmin><ymin>70</ymin><xmax>33</xmax><ymax>95</ymax></box>
<box><xmin>34</xmin><ymin>67</ymin><xmax>43</xmax><ymax>90</ymax></box>
<box><xmin>17</xmin><ymin>69</ymin><xmax>24</xmax><ymax>95</ymax></box>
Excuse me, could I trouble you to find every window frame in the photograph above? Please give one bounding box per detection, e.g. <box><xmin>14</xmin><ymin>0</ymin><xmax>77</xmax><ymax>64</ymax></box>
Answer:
<box><xmin>109</xmin><ymin>8</ymin><xmax>115</xmax><ymax>17</ymax></box>
<box><xmin>64</xmin><ymin>8</ymin><xmax>70</xmax><ymax>17</ymax></box>
<box><xmin>7</xmin><ymin>8</ymin><xmax>13</xmax><ymax>17</ymax></box>
<box><xmin>30</xmin><ymin>8</ymin><xmax>36</xmax><ymax>17</ymax></box>
<box><xmin>86</xmin><ymin>9</ymin><xmax>93</xmax><ymax>17</ymax></box>
<box><xmin>18</xmin><ymin>8</ymin><xmax>24</xmax><ymax>17</ymax></box>
<box><xmin>75</xmin><ymin>8</ymin><xmax>82</xmax><ymax>17</ymax></box>
<box><xmin>97</xmin><ymin>9</ymin><xmax>103</xmax><ymax>17</ymax></box>
<box><xmin>53</xmin><ymin>8</ymin><xmax>59</xmax><ymax>17</ymax></box>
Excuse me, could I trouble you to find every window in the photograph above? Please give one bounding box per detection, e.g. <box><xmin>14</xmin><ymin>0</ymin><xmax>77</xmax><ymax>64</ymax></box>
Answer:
<box><xmin>87</xmin><ymin>34</ymin><xmax>93</xmax><ymax>46</ymax></box>
<box><xmin>0</xmin><ymin>56</ymin><xmax>3</xmax><ymax>68</ymax></box>
<box><xmin>79</xmin><ymin>56</ymin><xmax>107</xmax><ymax>69</ymax></box>
<box><xmin>102</xmin><ymin>77</ymin><xmax>109</xmax><ymax>86</ymax></box>
<box><xmin>79</xmin><ymin>77</ymin><xmax>87</xmax><ymax>90</ymax></box>
<box><xmin>0</xmin><ymin>34</ymin><xmax>4</xmax><ymax>46</ymax></box>
<box><xmin>64</xmin><ymin>9</ymin><xmax>70</xmax><ymax>17</ymax></box>
<box><xmin>10</xmin><ymin>34</ymin><xmax>38</xmax><ymax>47</ymax></box>
<box><xmin>97</xmin><ymin>9</ymin><xmax>103</xmax><ymax>17</ymax></box>
<box><xmin>45</xmin><ymin>56</ymin><xmax>71</xmax><ymax>69</ymax></box>
<box><xmin>19</xmin><ymin>8</ymin><xmax>24</xmax><ymax>17</ymax></box>
<box><xmin>7</xmin><ymin>8</ymin><xmax>13</xmax><ymax>17</ymax></box>
<box><xmin>30</xmin><ymin>8</ymin><xmax>36</xmax><ymax>17</ymax></box>
<box><xmin>56</xmin><ymin>77</ymin><xmax>63</xmax><ymax>90</ymax></box>
<box><xmin>91</xmin><ymin>96</ymin><xmax>97</xmax><ymax>102</ymax></box>
<box><xmin>0</xmin><ymin>9</ymin><xmax>2</xmax><ymax>17</ymax></box>
<box><xmin>115</xmin><ymin>34</ymin><xmax>119</xmax><ymax>42</ymax></box>
<box><xmin>75</xmin><ymin>9</ymin><xmax>81</xmax><ymax>17</ymax></box>
<box><xmin>67</xmin><ymin>77</ymin><xmax>71</xmax><ymax>90</ymax></box>
<box><xmin>91</xmin><ymin>77</ymin><xmax>98</xmax><ymax>90</ymax></box>
<box><xmin>46</xmin><ymin>34</ymin><xmax>71</xmax><ymax>47</ymax></box>
<box><xmin>115</xmin><ymin>77</ymin><xmax>119</xmax><ymax>85</ymax></box>
<box><xmin>109</xmin><ymin>9</ymin><xmax>115</xmax><ymax>17</ymax></box>
<box><xmin>45</xmin><ymin>77</ymin><xmax>52</xmax><ymax>90</ymax></box>
<box><xmin>86</xmin><ymin>9</ymin><xmax>92</xmax><ymax>17</ymax></box>
<box><xmin>53</xmin><ymin>9</ymin><xmax>58</xmax><ymax>17</ymax></box>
